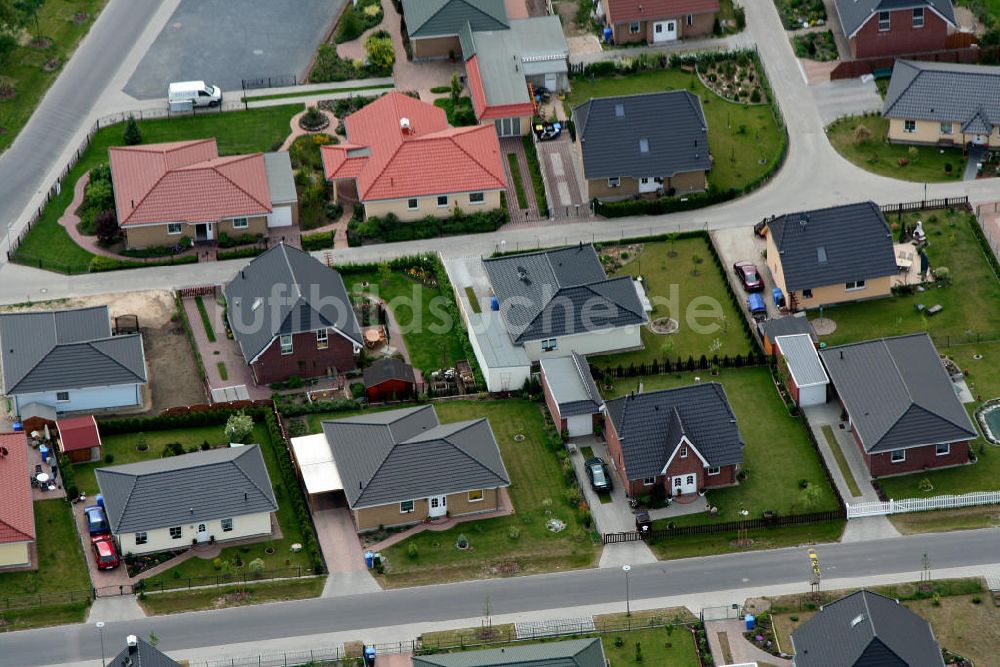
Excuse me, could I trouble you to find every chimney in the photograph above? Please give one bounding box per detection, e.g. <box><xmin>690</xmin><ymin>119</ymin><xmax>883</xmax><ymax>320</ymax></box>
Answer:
<box><xmin>127</xmin><ymin>635</ymin><xmax>138</xmax><ymax>651</ymax></box>
<box><xmin>244</xmin><ymin>491</ymin><xmax>248</xmax><ymax>501</ymax></box>
<box><xmin>400</xmin><ymin>117</ymin><xmax>411</xmax><ymax>135</ymax></box>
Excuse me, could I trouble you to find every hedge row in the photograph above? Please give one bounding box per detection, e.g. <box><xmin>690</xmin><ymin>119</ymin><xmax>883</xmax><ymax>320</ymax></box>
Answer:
<box><xmin>968</xmin><ymin>210</ymin><xmax>1000</xmax><ymax>282</ymax></box>
<box><xmin>89</xmin><ymin>254</ymin><xmax>198</xmax><ymax>272</ymax></box>
<box><xmin>347</xmin><ymin>207</ymin><xmax>507</xmax><ymax>246</ymax></box>
<box><xmin>217</xmin><ymin>246</ymin><xmax>266</xmax><ymax>261</ymax></box>
<box><xmin>301</xmin><ymin>231</ymin><xmax>335</xmax><ymax>251</ymax></box>
<box><xmin>597</xmin><ymin>351</ymin><xmax>771</xmax><ymax>379</ymax></box>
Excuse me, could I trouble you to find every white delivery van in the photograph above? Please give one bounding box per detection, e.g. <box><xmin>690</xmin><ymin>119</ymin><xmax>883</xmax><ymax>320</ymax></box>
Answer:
<box><xmin>167</xmin><ymin>81</ymin><xmax>223</xmax><ymax>108</ymax></box>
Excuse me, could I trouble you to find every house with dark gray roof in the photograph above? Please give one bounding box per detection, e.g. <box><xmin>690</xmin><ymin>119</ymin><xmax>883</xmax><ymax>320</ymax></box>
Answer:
<box><xmin>402</xmin><ymin>0</ymin><xmax>508</xmax><ymax>59</ymax></box>
<box><xmin>765</xmin><ymin>201</ymin><xmax>899</xmax><ymax>310</ymax></box>
<box><xmin>573</xmin><ymin>91</ymin><xmax>712</xmax><ymax>201</ymax></box>
<box><xmin>540</xmin><ymin>353</ymin><xmax>604</xmax><ymax>437</ymax></box>
<box><xmin>300</xmin><ymin>405</ymin><xmax>510</xmax><ymax>531</ymax></box>
<box><xmin>833</xmin><ymin>0</ymin><xmax>955</xmax><ymax>59</ymax></box>
<box><xmin>819</xmin><ymin>333</ymin><xmax>978</xmax><ymax>478</ymax></box>
<box><xmin>412</xmin><ymin>638</ymin><xmax>606</xmax><ymax>667</ymax></box>
<box><xmin>224</xmin><ymin>243</ymin><xmax>363</xmax><ymax>386</ymax></box>
<box><xmin>883</xmin><ymin>60</ymin><xmax>1000</xmax><ymax>147</ymax></box>
<box><xmin>108</xmin><ymin>635</ymin><xmax>182</xmax><ymax>667</ymax></box>
<box><xmin>791</xmin><ymin>589</ymin><xmax>946</xmax><ymax>666</ymax></box>
<box><xmin>603</xmin><ymin>383</ymin><xmax>745</xmax><ymax>498</ymax></box>
<box><xmin>0</xmin><ymin>305</ymin><xmax>147</xmax><ymax>416</ymax></box>
<box><xmin>95</xmin><ymin>445</ymin><xmax>277</xmax><ymax>555</ymax></box>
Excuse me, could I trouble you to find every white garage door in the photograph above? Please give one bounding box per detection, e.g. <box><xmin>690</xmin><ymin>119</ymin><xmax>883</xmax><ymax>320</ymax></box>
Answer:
<box><xmin>653</xmin><ymin>20</ymin><xmax>677</xmax><ymax>43</ymax></box>
<box><xmin>566</xmin><ymin>414</ymin><xmax>593</xmax><ymax>437</ymax></box>
<box><xmin>267</xmin><ymin>205</ymin><xmax>293</xmax><ymax>228</ymax></box>
<box><xmin>798</xmin><ymin>384</ymin><xmax>827</xmax><ymax>408</ymax></box>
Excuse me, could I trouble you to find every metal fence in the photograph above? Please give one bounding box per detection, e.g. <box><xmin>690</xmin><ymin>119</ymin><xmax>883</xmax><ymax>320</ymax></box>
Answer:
<box><xmin>847</xmin><ymin>490</ymin><xmax>1000</xmax><ymax>519</ymax></box>
<box><xmin>0</xmin><ymin>589</ymin><xmax>91</xmax><ymax>610</ymax></box>
<box><xmin>242</xmin><ymin>74</ymin><xmax>297</xmax><ymax>90</ymax></box>
<box><xmin>603</xmin><ymin>508</ymin><xmax>845</xmax><ymax>544</ymax></box>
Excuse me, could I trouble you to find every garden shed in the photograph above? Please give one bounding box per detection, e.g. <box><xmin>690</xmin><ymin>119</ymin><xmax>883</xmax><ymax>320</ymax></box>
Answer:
<box><xmin>57</xmin><ymin>415</ymin><xmax>102</xmax><ymax>464</ymax></box>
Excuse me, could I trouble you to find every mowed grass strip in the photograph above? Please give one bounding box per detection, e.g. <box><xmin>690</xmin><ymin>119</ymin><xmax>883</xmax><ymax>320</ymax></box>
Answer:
<box><xmin>822</xmin><ymin>425</ymin><xmax>862</xmax><ymax>498</ymax></box>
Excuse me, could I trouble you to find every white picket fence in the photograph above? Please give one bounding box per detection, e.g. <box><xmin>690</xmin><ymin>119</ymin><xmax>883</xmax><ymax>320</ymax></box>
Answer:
<box><xmin>847</xmin><ymin>490</ymin><xmax>1000</xmax><ymax>519</ymax></box>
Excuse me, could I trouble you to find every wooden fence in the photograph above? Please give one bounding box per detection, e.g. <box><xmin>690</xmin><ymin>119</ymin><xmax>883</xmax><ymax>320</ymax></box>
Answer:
<box><xmin>830</xmin><ymin>47</ymin><xmax>998</xmax><ymax>80</ymax></box>
<box><xmin>847</xmin><ymin>491</ymin><xmax>1000</xmax><ymax>519</ymax></box>
<box><xmin>880</xmin><ymin>196</ymin><xmax>969</xmax><ymax>216</ymax></box>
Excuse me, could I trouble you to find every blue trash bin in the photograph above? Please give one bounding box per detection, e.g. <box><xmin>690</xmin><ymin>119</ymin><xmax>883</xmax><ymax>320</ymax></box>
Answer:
<box><xmin>12</xmin><ymin>422</ymin><xmax>22</xmax><ymax>432</ymax></box>
<box><xmin>745</xmin><ymin>614</ymin><xmax>756</xmax><ymax>631</ymax></box>
<box><xmin>364</xmin><ymin>551</ymin><xmax>375</xmax><ymax>569</ymax></box>
<box><xmin>364</xmin><ymin>646</ymin><xmax>376</xmax><ymax>666</ymax></box>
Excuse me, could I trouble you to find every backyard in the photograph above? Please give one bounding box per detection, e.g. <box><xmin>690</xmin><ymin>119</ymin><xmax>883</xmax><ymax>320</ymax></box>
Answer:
<box><xmin>827</xmin><ymin>114</ymin><xmax>964</xmax><ymax>183</ymax></box>
<box><xmin>566</xmin><ymin>65</ymin><xmax>784</xmax><ymax>195</ymax></box>
<box><xmin>590</xmin><ymin>237</ymin><xmax>754</xmax><ymax>369</ymax></box>
<box><xmin>12</xmin><ymin>105</ymin><xmax>299</xmax><ymax>273</ymax></box>
<box><xmin>374</xmin><ymin>400</ymin><xmax>600</xmax><ymax>587</ymax></box>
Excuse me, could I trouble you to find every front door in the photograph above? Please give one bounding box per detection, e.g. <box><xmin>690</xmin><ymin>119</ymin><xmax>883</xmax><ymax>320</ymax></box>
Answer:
<box><xmin>672</xmin><ymin>474</ymin><xmax>697</xmax><ymax>496</ymax></box>
<box><xmin>653</xmin><ymin>20</ymin><xmax>678</xmax><ymax>43</ymax></box>
<box><xmin>495</xmin><ymin>117</ymin><xmax>521</xmax><ymax>137</ymax></box>
<box><xmin>428</xmin><ymin>495</ymin><xmax>447</xmax><ymax>518</ymax></box>
<box><xmin>639</xmin><ymin>177</ymin><xmax>659</xmax><ymax>193</ymax></box>
<box><xmin>194</xmin><ymin>223</ymin><xmax>214</xmax><ymax>241</ymax></box>
<box><xmin>974</xmin><ymin>134</ymin><xmax>988</xmax><ymax>146</ymax></box>
<box><xmin>196</xmin><ymin>523</ymin><xmax>209</xmax><ymax>543</ymax></box>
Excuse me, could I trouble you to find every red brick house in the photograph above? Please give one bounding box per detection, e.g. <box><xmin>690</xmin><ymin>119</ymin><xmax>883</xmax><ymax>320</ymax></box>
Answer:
<box><xmin>224</xmin><ymin>243</ymin><xmax>363</xmax><ymax>386</ymax></box>
<box><xmin>819</xmin><ymin>333</ymin><xmax>977</xmax><ymax>478</ymax></box>
<box><xmin>833</xmin><ymin>0</ymin><xmax>956</xmax><ymax>59</ymax></box>
<box><xmin>539</xmin><ymin>353</ymin><xmax>604</xmax><ymax>438</ymax></box>
<box><xmin>603</xmin><ymin>0</ymin><xmax>719</xmax><ymax>45</ymax></box>
<box><xmin>603</xmin><ymin>383</ymin><xmax>745</xmax><ymax>499</ymax></box>
<box><xmin>364</xmin><ymin>357</ymin><xmax>417</xmax><ymax>403</ymax></box>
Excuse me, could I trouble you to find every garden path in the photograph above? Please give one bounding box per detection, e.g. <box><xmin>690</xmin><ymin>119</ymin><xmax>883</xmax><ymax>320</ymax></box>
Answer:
<box><xmin>705</xmin><ymin>619</ymin><xmax>792</xmax><ymax>666</ymax></box>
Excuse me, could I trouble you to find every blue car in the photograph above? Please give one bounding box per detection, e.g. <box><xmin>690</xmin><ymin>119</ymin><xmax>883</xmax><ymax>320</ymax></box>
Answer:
<box><xmin>747</xmin><ymin>293</ymin><xmax>767</xmax><ymax>321</ymax></box>
<box><xmin>83</xmin><ymin>505</ymin><xmax>109</xmax><ymax>536</ymax></box>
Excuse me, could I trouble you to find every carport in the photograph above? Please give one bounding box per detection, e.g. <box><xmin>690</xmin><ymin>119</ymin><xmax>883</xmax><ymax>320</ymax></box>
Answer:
<box><xmin>289</xmin><ymin>433</ymin><xmax>345</xmax><ymax>509</ymax></box>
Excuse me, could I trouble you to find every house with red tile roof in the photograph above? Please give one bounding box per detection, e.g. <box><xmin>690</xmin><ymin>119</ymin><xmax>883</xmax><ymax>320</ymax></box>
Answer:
<box><xmin>0</xmin><ymin>432</ymin><xmax>36</xmax><ymax>569</ymax></box>
<box><xmin>602</xmin><ymin>0</ymin><xmax>720</xmax><ymax>45</ymax></box>
<box><xmin>57</xmin><ymin>415</ymin><xmax>102</xmax><ymax>464</ymax></box>
<box><xmin>321</xmin><ymin>92</ymin><xmax>506</xmax><ymax>221</ymax></box>
<box><xmin>108</xmin><ymin>139</ymin><xmax>297</xmax><ymax>249</ymax></box>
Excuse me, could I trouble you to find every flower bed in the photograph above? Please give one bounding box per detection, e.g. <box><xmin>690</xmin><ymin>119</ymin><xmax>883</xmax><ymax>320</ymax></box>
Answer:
<box><xmin>697</xmin><ymin>54</ymin><xmax>765</xmax><ymax>104</ymax></box>
<box><xmin>774</xmin><ymin>0</ymin><xmax>826</xmax><ymax>29</ymax></box>
<box><xmin>792</xmin><ymin>31</ymin><xmax>837</xmax><ymax>61</ymax></box>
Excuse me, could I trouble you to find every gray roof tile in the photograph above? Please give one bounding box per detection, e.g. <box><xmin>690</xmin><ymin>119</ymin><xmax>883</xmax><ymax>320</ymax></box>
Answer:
<box><xmin>539</xmin><ymin>352</ymin><xmax>603</xmax><ymax>417</ymax></box>
<box><xmin>412</xmin><ymin>638</ymin><xmax>606</xmax><ymax>667</ymax></box>
<box><xmin>604</xmin><ymin>383</ymin><xmax>745</xmax><ymax>479</ymax></box>
<box><xmin>883</xmin><ymin>59</ymin><xmax>1000</xmax><ymax>131</ymax></box>
<box><xmin>776</xmin><ymin>334</ymin><xmax>829</xmax><ymax>387</ymax></box>
<box><xmin>834</xmin><ymin>0</ymin><xmax>955</xmax><ymax>38</ymax></box>
<box><xmin>573</xmin><ymin>91</ymin><xmax>712</xmax><ymax>180</ymax></box>
<box><xmin>363</xmin><ymin>357</ymin><xmax>416</xmax><ymax>387</ymax></box>
<box><xmin>767</xmin><ymin>201</ymin><xmax>898</xmax><ymax>292</ymax></box>
<box><xmin>759</xmin><ymin>315</ymin><xmax>818</xmax><ymax>344</ymax></box>
<box><xmin>819</xmin><ymin>333</ymin><xmax>977</xmax><ymax>453</ymax></box>
<box><xmin>402</xmin><ymin>0</ymin><xmax>508</xmax><ymax>38</ymax></box>
<box><xmin>108</xmin><ymin>637</ymin><xmax>181</xmax><ymax>667</ymax></box>
<box><xmin>95</xmin><ymin>445</ymin><xmax>278</xmax><ymax>534</ymax></box>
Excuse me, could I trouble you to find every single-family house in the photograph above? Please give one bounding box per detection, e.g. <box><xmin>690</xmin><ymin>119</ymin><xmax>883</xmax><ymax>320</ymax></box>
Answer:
<box><xmin>602</xmin><ymin>0</ymin><xmax>719</xmax><ymax>45</ymax></box>
<box><xmin>791</xmin><ymin>589</ymin><xmax>946</xmax><ymax>666</ymax></box>
<box><xmin>573</xmin><ymin>91</ymin><xmax>712</xmax><ymax>201</ymax></box>
<box><xmin>412</xmin><ymin>638</ymin><xmax>606</xmax><ymax>667</ymax></box>
<box><xmin>765</xmin><ymin>202</ymin><xmax>898</xmax><ymax>310</ymax></box>
<box><xmin>402</xmin><ymin>0</ymin><xmax>509</xmax><ymax>60</ymax></box>
<box><xmin>833</xmin><ymin>0</ymin><xmax>956</xmax><ymax>59</ymax></box>
<box><xmin>540</xmin><ymin>353</ymin><xmax>604</xmax><ymax>437</ymax></box>
<box><xmin>759</xmin><ymin>315</ymin><xmax>818</xmax><ymax>356</ymax></box>
<box><xmin>57</xmin><ymin>415</ymin><xmax>102</xmax><ymax>464</ymax></box>
<box><xmin>775</xmin><ymin>334</ymin><xmax>829</xmax><ymax>408</ymax></box>
<box><xmin>291</xmin><ymin>405</ymin><xmax>510</xmax><ymax>531</ymax></box>
<box><xmin>109</xmin><ymin>635</ymin><xmax>182</xmax><ymax>667</ymax></box>
<box><xmin>108</xmin><ymin>139</ymin><xmax>298</xmax><ymax>249</ymax></box>
<box><xmin>321</xmin><ymin>92</ymin><xmax>506</xmax><ymax>221</ymax></box>
<box><xmin>224</xmin><ymin>243</ymin><xmax>363</xmax><ymax>386</ymax></box>
<box><xmin>883</xmin><ymin>60</ymin><xmax>1000</xmax><ymax>147</ymax></box>
<box><xmin>95</xmin><ymin>445</ymin><xmax>278</xmax><ymax>555</ymax></box>
<box><xmin>0</xmin><ymin>306</ymin><xmax>147</xmax><ymax>416</ymax></box>
<box><xmin>364</xmin><ymin>357</ymin><xmax>417</xmax><ymax>402</ymax></box>
<box><xmin>819</xmin><ymin>333</ymin><xmax>978</xmax><ymax>478</ymax></box>
<box><xmin>603</xmin><ymin>383</ymin><xmax>745</xmax><ymax>498</ymax></box>
<box><xmin>0</xmin><ymin>433</ymin><xmax>35</xmax><ymax>569</ymax></box>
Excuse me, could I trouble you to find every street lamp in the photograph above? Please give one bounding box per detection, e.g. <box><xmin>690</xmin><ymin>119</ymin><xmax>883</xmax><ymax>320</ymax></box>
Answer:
<box><xmin>622</xmin><ymin>564</ymin><xmax>632</xmax><ymax>616</ymax></box>
<box><xmin>96</xmin><ymin>621</ymin><xmax>106</xmax><ymax>667</ymax></box>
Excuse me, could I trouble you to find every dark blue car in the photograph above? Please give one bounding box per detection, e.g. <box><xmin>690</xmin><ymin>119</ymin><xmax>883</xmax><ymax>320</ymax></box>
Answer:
<box><xmin>83</xmin><ymin>505</ymin><xmax>109</xmax><ymax>536</ymax></box>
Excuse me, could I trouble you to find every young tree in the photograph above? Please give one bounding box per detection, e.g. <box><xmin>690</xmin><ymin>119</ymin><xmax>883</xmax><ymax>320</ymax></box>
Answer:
<box><xmin>94</xmin><ymin>210</ymin><xmax>121</xmax><ymax>246</ymax></box>
<box><xmin>224</xmin><ymin>411</ymin><xmax>254</xmax><ymax>444</ymax></box>
<box><xmin>122</xmin><ymin>116</ymin><xmax>142</xmax><ymax>146</ymax></box>
<box><xmin>449</xmin><ymin>72</ymin><xmax>461</xmax><ymax>109</ymax></box>
<box><xmin>365</xmin><ymin>33</ymin><xmax>395</xmax><ymax>71</ymax></box>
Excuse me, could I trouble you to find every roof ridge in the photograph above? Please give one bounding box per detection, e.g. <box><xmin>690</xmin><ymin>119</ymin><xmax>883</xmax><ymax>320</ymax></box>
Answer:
<box><xmin>122</xmin><ymin>167</ymin><xmax>174</xmax><ymax>225</ymax></box>
<box><xmin>279</xmin><ymin>243</ymin><xmax>303</xmax><ymax>300</ymax></box>
<box><xmin>440</xmin><ymin>127</ymin><xmax>505</xmax><ymax>186</ymax></box>
<box><xmin>229</xmin><ymin>446</ymin><xmax>276</xmax><ymax>508</ymax></box>
<box><xmin>85</xmin><ymin>338</ymin><xmax>144</xmax><ymax>382</ymax></box>
<box><xmin>435</xmin><ymin>419</ymin><xmax>507</xmax><ymax>479</ymax></box>
<box><xmin>203</xmin><ymin>153</ymin><xmax>273</xmax><ymax>212</ymax></box>
<box><xmin>883</xmin><ymin>60</ymin><xmax>923</xmax><ymax>117</ymax></box>
<box><xmin>584</xmin><ymin>277</ymin><xmax>645</xmax><ymax>319</ymax></box>
<box><xmin>109</xmin><ymin>138</ymin><xmax>215</xmax><ymax>155</ymax></box>
<box><xmin>5</xmin><ymin>311</ymin><xmax>59</xmax><ymax>392</ymax></box>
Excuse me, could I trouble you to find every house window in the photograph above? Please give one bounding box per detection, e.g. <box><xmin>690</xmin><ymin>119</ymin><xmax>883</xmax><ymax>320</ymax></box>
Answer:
<box><xmin>169</xmin><ymin>526</ymin><xmax>182</xmax><ymax>540</ymax></box>
<box><xmin>904</xmin><ymin>120</ymin><xmax>916</xmax><ymax>133</ymax></box>
<box><xmin>680</xmin><ymin>446</ymin><xmax>688</xmax><ymax>458</ymax></box>
<box><xmin>940</xmin><ymin>122</ymin><xmax>952</xmax><ymax>135</ymax></box>
<box><xmin>400</xmin><ymin>500</ymin><xmax>415</xmax><ymax>513</ymax></box>
<box><xmin>280</xmin><ymin>334</ymin><xmax>293</xmax><ymax>355</ymax></box>
<box><xmin>430</xmin><ymin>497</ymin><xmax>446</xmax><ymax>509</ymax></box>
<box><xmin>135</xmin><ymin>532</ymin><xmax>148</xmax><ymax>545</ymax></box>
<box><xmin>232</xmin><ymin>217</ymin><xmax>248</xmax><ymax>229</ymax></box>
<box><xmin>802</xmin><ymin>289</ymin><xmax>813</xmax><ymax>299</ymax></box>
<box><xmin>935</xmin><ymin>443</ymin><xmax>951</xmax><ymax>456</ymax></box>
<box><xmin>643</xmin><ymin>477</ymin><xmax>656</xmax><ymax>486</ymax></box>
<box><xmin>707</xmin><ymin>466</ymin><xmax>721</xmax><ymax>476</ymax></box>
<box><xmin>407</xmin><ymin>198</ymin><xmax>418</xmax><ymax>210</ymax></box>
<box><xmin>167</xmin><ymin>223</ymin><xmax>183</xmax><ymax>235</ymax></box>
<box><xmin>316</xmin><ymin>329</ymin><xmax>329</xmax><ymax>350</ymax></box>
<box><xmin>468</xmin><ymin>489</ymin><xmax>484</xmax><ymax>502</ymax></box>
<box><xmin>912</xmin><ymin>7</ymin><xmax>924</xmax><ymax>27</ymax></box>
<box><xmin>437</xmin><ymin>195</ymin><xmax>448</xmax><ymax>208</ymax></box>
<box><xmin>629</xmin><ymin>21</ymin><xmax>640</xmax><ymax>34</ymax></box>
<box><xmin>686</xmin><ymin>13</ymin><xmax>693</xmax><ymax>26</ymax></box>
<box><xmin>845</xmin><ymin>280</ymin><xmax>866</xmax><ymax>291</ymax></box>
<box><xmin>541</xmin><ymin>338</ymin><xmax>557</xmax><ymax>351</ymax></box>
<box><xmin>607</xmin><ymin>177</ymin><xmax>621</xmax><ymax>188</ymax></box>
<box><xmin>222</xmin><ymin>518</ymin><xmax>234</xmax><ymax>532</ymax></box>
<box><xmin>878</xmin><ymin>10</ymin><xmax>890</xmax><ymax>31</ymax></box>
<box><xmin>685</xmin><ymin>474</ymin><xmax>695</xmax><ymax>485</ymax></box>
<box><xmin>56</xmin><ymin>391</ymin><xmax>70</xmax><ymax>402</ymax></box>
<box><xmin>890</xmin><ymin>450</ymin><xmax>906</xmax><ymax>463</ymax></box>
<box><xmin>469</xmin><ymin>192</ymin><xmax>485</xmax><ymax>205</ymax></box>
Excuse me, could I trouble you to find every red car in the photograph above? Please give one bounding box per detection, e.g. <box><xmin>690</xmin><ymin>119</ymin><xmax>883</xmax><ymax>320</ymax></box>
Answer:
<box><xmin>733</xmin><ymin>260</ymin><xmax>763</xmax><ymax>292</ymax></box>
<box><xmin>91</xmin><ymin>535</ymin><xmax>120</xmax><ymax>570</ymax></box>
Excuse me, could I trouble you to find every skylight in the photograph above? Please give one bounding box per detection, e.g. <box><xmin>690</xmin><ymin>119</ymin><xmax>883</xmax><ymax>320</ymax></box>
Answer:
<box><xmin>251</xmin><ymin>298</ymin><xmax>263</xmax><ymax>312</ymax></box>
<box><xmin>639</xmin><ymin>138</ymin><xmax>649</xmax><ymax>153</ymax></box>
<box><xmin>817</xmin><ymin>247</ymin><xmax>828</xmax><ymax>263</ymax></box>
<box><xmin>850</xmin><ymin>613</ymin><xmax>865</xmax><ymax>628</ymax></box>
<box><xmin>614</xmin><ymin>104</ymin><xmax>625</xmax><ymax>118</ymax></box>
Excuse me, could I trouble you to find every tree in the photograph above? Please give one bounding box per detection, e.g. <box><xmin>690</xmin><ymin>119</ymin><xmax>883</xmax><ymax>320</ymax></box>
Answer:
<box><xmin>122</xmin><ymin>116</ymin><xmax>142</xmax><ymax>146</ymax></box>
<box><xmin>224</xmin><ymin>411</ymin><xmax>254</xmax><ymax>444</ymax></box>
<box><xmin>449</xmin><ymin>72</ymin><xmax>461</xmax><ymax>109</ymax></box>
<box><xmin>95</xmin><ymin>210</ymin><xmax>121</xmax><ymax>246</ymax></box>
<box><xmin>14</xmin><ymin>0</ymin><xmax>41</xmax><ymax>40</ymax></box>
<box><xmin>365</xmin><ymin>33</ymin><xmax>395</xmax><ymax>72</ymax></box>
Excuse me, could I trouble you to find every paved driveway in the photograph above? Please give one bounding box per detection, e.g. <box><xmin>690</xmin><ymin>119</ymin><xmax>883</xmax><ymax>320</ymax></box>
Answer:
<box><xmin>536</xmin><ymin>135</ymin><xmax>587</xmax><ymax>218</ymax></box>
<box><xmin>311</xmin><ymin>494</ymin><xmax>381</xmax><ymax>597</ymax></box>
<box><xmin>810</xmin><ymin>78</ymin><xmax>884</xmax><ymax>126</ymax></box>
<box><xmin>124</xmin><ymin>0</ymin><xmax>344</xmax><ymax>99</ymax></box>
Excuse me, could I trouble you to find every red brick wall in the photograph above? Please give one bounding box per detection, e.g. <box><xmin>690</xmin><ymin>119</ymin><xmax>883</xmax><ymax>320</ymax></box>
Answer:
<box><xmin>850</xmin><ymin>9</ymin><xmax>949</xmax><ymax>58</ymax></box>
<box><xmin>664</xmin><ymin>445</ymin><xmax>704</xmax><ymax>495</ymax></box>
<box><xmin>869</xmin><ymin>441</ymin><xmax>969</xmax><ymax>477</ymax></box>
<box><xmin>705</xmin><ymin>464</ymin><xmax>737</xmax><ymax>488</ymax></box>
<box><xmin>366</xmin><ymin>379</ymin><xmax>415</xmax><ymax>403</ymax></box>
<box><xmin>541</xmin><ymin>368</ymin><xmax>567</xmax><ymax>434</ymax></box>
<box><xmin>604</xmin><ymin>414</ymin><xmax>632</xmax><ymax>492</ymax></box>
<box><xmin>251</xmin><ymin>330</ymin><xmax>356</xmax><ymax>385</ymax></box>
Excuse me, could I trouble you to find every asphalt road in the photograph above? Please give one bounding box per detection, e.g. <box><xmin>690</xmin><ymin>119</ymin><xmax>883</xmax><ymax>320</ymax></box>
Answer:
<box><xmin>3</xmin><ymin>528</ymin><xmax>1000</xmax><ymax>665</ymax></box>
<box><xmin>123</xmin><ymin>0</ymin><xmax>344</xmax><ymax>99</ymax></box>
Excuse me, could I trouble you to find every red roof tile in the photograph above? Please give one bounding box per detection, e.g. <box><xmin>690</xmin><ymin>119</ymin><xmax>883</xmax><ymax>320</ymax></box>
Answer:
<box><xmin>110</xmin><ymin>139</ymin><xmax>272</xmax><ymax>227</ymax></box>
<box><xmin>0</xmin><ymin>433</ymin><xmax>35</xmax><ymax>544</ymax></box>
<box><xmin>321</xmin><ymin>92</ymin><xmax>505</xmax><ymax>201</ymax></box>
<box><xmin>605</xmin><ymin>0</ymin><xmax>720</xmax><ymax>23</ymax></box>
<box><xmin>57</xmin><ymin>416</ymin><xmax>102</xmax><ymax>453</ymax></box>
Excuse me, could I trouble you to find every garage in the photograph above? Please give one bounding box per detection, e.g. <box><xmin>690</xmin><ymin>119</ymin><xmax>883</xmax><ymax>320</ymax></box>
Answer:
<box><xmin>566</xmin><ymin>414</ymin><xmax>595</xmax><ymax>438</ymax></box>
<box><xmin>653</xmin><ymin>19</ymin><xmax>678</xmax><ymax>43</ymax></box>
<box><xmin>267</xmin><ymin>205</ymin><xmax>293</xmax><ymax>228</ymax></box>
<box><xmin>540</xmin><ymin>353</ymin><xmax>604</xmax><ymax>437</ymax></box>
<box><xmin>775</xmin><ymin>333</ymin><xmax>829</xmax><ymax>408</ymax></box>
<box><xmin>264</xmin><ymin>153</ymin><xmax>298</xmax><ymax>229</ymax></box>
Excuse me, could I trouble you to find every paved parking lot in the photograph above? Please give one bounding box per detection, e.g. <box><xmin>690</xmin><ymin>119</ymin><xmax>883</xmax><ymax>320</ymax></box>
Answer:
<box><xmin>124</xmin><ymin>0</ymin><xmax>344</xmax><ymax>100</ymax></box>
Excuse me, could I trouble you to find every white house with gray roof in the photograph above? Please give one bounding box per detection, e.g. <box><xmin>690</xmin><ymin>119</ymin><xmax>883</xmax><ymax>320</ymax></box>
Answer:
<box><xmin>0</xmin><ymin>306</ymin><xmax>147</xmax><ymax>416</ymax></box>
<box><xmin>95</xmin><ymin>445</ymin><xmax>277</xmax><ymax>555</ymax></box>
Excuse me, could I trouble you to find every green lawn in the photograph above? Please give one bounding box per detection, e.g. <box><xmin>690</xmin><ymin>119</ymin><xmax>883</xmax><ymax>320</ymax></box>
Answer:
<box><xmin>0</xmin><ymin>501</ymin><xmax>91</xmax><ymax>598</ymax></box>
<box><xmin>810</xmin><ymin>209</ymin><xmax>1000</xmax><ymax>347</ymax></box>
<box><xmin>566</xmin><ymin>68</ymin><xmax>784</xmax><ymax>194</ymax></box>
<box><xmin>822</xmin><ymin>425</ymin><xmax>862</xmax><ymax>498</ymax></box>
<box><xmin>12</xmin><ymin>105</ymin><xmax>299</xmax><ymax>273</ymax></box>
<box><xmin>140</xmin><ymin>578</ymin><xmax>324</xmax><ymax>614</ymax></box>
<box><xmin>522</xmin><ymin>136</ymin><xmax>548</xmax><ymax>214</ymax></box>
<box><xmin>433</xmin><ymin>96</ymin><xmax>475</xmax><ymax>126</ymax></box>
<box><xmin>507</xmin><ymin>153</ymin><xmax>528</xmax><ymax>209</ymax></box>
<box><xmin>827</xmin><ymin>115</ymin><xmax>964</xmax><ymax>183</ymax></box>
<box><xmin>601</xmin><ymin>627</ymin><xmax>700</xmax><ymax>667</ymax></box>
<box><xmin>589</xmin><ymin>238</ymin><xmax>754</xmax><ymax>369</ymax></box>
<box><xmin>377</xmin><ymin>400</ymin><xmax>599</xmax><ymax>587</ymax></box>
<box><xmin>0</xmin><ymin>0</ymin><xmax>109</xmax><ymax>153</ymax></box>
<box><xmin>648</xmin><ymin>520</ymin><xmax>845</xmax><ymax>560</ymax></box>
